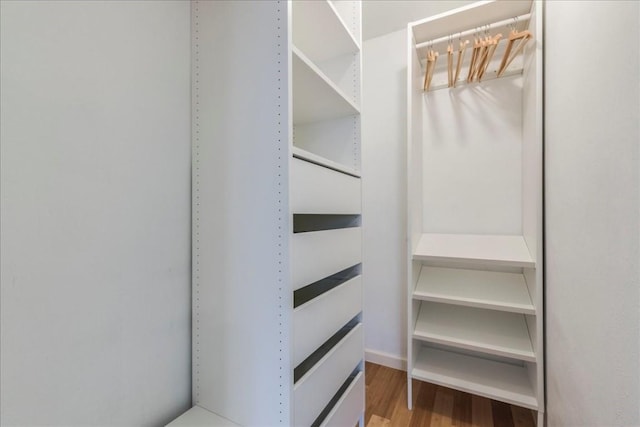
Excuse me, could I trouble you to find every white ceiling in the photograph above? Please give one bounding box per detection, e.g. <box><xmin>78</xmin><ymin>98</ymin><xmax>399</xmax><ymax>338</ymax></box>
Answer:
<box><xmin>362</xmin><ymin>0</ymin><xmax>475</xmax><ymax>41</ymax></box>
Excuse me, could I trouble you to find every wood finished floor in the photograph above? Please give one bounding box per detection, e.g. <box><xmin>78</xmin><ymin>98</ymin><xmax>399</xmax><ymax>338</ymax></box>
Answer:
<box><xmin>364</xmin><ymin>362</ymin><xmax>535</xmax><ymax>427</ymax></box>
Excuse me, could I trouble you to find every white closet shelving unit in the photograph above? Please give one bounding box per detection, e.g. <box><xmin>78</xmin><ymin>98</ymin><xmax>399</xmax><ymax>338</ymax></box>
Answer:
<box><xmin>176</xmin><ymin>1</ymin><xmax>363</xmax><ymax>426</ymax></box>
<box><xmin>407</xmin><ymin>0</ymin><xmax>544</xmax><ymax>424</ymax></box>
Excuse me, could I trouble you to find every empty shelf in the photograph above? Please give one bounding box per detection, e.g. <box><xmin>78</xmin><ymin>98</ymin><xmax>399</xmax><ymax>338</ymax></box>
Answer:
<box><xmin>293</xmin><ymin>146</ymin><xmax>360</xmax><ymax>177</ymax></box>
<box><xmin>414</xmin><ymin>266</ymin><xmax>535</xmax><ymax>315</ymax></box>
<box><xmin>411</xmin><ymin>1</ymin><xmax>532</xmax><ymax>46</ymax></box>
<box><xmin>413</xmin><ymin>233</ymin><xmax>535</xmax><ymax>268</ymax></box>
<box><xmin>292</xmin><ymin>0</ymin><xmax>359</xmax><ymax>62</ymax></box>
<box><xmin>412</xmin><ymin>346</ymin><xmax>538</xmax><ymax>410</ymax></box>
<box><xmin>293</xmin><ymin>46</ymin><xmax>360</xmax><ymax>124</ymax></box>
<box><xmin>413</xmin><ymin>302</ymin><xmax>535</xmax><ymax>362</ymax></box>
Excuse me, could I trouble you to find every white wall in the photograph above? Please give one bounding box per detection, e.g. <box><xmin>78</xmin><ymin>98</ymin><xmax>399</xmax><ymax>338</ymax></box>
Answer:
<box><xmin>0</xmin><ymin>2</ymin><xmax>192</xmax><ymax>425</ymax></box>
<box><xmin>361</xmin><ymin>2</ymin><xmax>480</xmax><ymax>369</ymax></box>
<box><xmin>362</xmin><ymin>1</ymin><xmax>473</xmax><ymax>41</ymax></box>
<box><xmin>361</xmin><ymin>1</ymin><xmax>481</xmax><ymax>370</ymax></box>
<box><xmin>362</xmin><ymin>28</ymin><xmax>409</xmax><ymax>367</ymax></box>
<box><xmin>545</xmin><ymin>1</ymin><xmax>640</xmax><ymax>426</ymax></box>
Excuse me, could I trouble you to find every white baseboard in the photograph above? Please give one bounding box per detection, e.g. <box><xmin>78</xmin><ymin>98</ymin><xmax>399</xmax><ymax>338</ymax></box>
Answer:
<box><xmin>364</xmin><ymin>349</ymin><xmax>407</xmax><ymax>371</ymax></box>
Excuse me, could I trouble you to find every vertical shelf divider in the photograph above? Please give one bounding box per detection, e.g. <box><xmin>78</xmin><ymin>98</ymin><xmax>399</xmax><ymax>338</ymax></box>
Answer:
<box><xmin>180</xmin><ymin>2</ymin><xmax>364</xmax><ymax>426</ymax></box>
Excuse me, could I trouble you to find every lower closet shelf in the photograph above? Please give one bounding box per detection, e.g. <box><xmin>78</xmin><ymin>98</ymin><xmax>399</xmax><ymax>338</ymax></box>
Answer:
<box><xmin>413</xmin><ymin>302</ymin><xmax>535</xmax><ymax>362</ymax></box>
<box><xmin>412</xmin><ymin>347</ymin><xmax>538</xmax><ymax>410</ymax></box>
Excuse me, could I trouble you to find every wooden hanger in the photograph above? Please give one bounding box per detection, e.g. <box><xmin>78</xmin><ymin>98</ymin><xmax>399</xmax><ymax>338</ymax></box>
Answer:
<box><xmin>471</xmin><ymin>33</ymin><xmax>490</xmax><ymax>81</ymax></box>
<box><xmin>498</xmin><ymin>28</ymin><xmax>532</xmax><ymax>76</ymax></box>
<box><xmin>467</xmin><ymin>32</ymin><xmax>482</xmax><ymax>82</ymax></box>
<box><xmin>478</xmin><ymin>33</ymin><xmax>502</xmax><ymax>81</ymax></box>
<box><xmin>423</xmin><ymin>46</ymin><xmax>439</xmax><ymax>91</ymax></box>
<box><xmin>422</xmin><ymin>48</ymin><xmax>430</xmax><ymax>90</ymax></box>
<box><xmin>453</xmin><ymin>39</ymin><xmax>469</xmax><ymax>87</ymax></box>
<box><xmin>447</xmin><ymin>38</ymin><xmax>454</xmax><ymax>87</ymax></box>
<box><xmin>427</xmin><ymin>49</ymin><xmax>439</xmax><ymax>91</ymax></box>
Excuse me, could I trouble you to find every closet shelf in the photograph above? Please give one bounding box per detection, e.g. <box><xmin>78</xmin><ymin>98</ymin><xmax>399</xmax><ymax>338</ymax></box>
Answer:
<box><xmin>292</xmin><ymin>0</ymin><xmax>359</xmax><ymax>63</ymax></box>
<box><xmin>410</xmin><ymin>0</ymin><xmax>532</xmax><ymax>46</ymax></box>
<box><xmin>413</xmin><ymin>233</ymin><xmax>534</xmax><ymax>268</ymax></box>
<box><xmin>413</xmin><ymin>302</ymin><xmax>535</xmax><ymax>362</ymax></box>
<box><xmin>292</xmin><ymin>146</ymin><xmax>360</xmax><ymax>178</ymax></box>
<box><xmin>413</xmin><ymin>266</ymin><xmax>535</xmax><ymax>315</ymax></box>
<box><xmin>293</xmin><ymin>46</ymin><xmax>360</xmax><ymax>125</ymax></box>
<box><xmin>412</xmin><ymin>346</ymin><xmax>538</xmax><ymax>410</ymax></box>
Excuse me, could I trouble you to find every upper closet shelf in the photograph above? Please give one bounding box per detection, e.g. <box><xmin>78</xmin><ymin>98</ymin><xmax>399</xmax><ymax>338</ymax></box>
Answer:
<box><xmin>293</xmin><ymin>0</ymin><xmax>359</xmax><ymax>62</ymax></box>
<box><xmin>414</xmin><ymin>302</ymin><xmax>535</xmax><ymax>362</ymax></box>
<box><xmin>410</xmin><ymin>0</ymin><xmax>532</xmax><ymax>46</ymax></box>
<box><xmin>413</xmin><ymin>234</ymin><xmax>534</xmax><ymax>268</ymax></box>
<box><xmin>293</xmin><ymin>46</ymin><xmax>360</xmax><ymax>124</ymax></box>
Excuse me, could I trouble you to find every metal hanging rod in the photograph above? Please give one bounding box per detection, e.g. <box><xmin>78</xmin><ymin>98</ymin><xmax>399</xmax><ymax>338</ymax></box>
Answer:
<box><xmin>415</xmin><ymin>12</ymin><xmax>532</xmax><ymax>50</ymax></box>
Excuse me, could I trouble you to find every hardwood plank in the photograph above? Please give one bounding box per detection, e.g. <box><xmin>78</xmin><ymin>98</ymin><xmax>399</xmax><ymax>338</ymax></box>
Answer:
<box><xmin>365</xmin><ymin>361</ymin><xmax>380</xmax><ymax>387</ymax></box>
<box><xmin>452</xmin><ymin>389</ymin><xmax>473</xmax><ymax>427</ymax></box>
<box><xmin>380</xmin><ymin>367</ymin><xmax>406</xmax><ymax>419</ymax></box>
<box><xmin>410</xmin><ymin>379</ymin><xmax>423</xmax><ymax>409</ymax></box>
<box><xmin>368</xmin><ymin>363</ymin><xmax>401</xmax><ymax>420</ymax></box>
<box><xmin>388</xmin><ymin>374</ymin><xmax>413</xmax><ymax>425</ymax></box>
<box><xmin>365</xmin><ymin>362</ymin><xmax>383</xmax><ymax>426</ymax></box>
<box><xmin>367</xmin><ymin>415</ymin><xmax>391</xmax><ymax>427</ymax></box>
<box><xmin>409</xmin><ymin>380</ymin><xmax>437</xmax><ymax>427</ymax></box>
<box><xmin>471</xmin><ymin>394</ymin><xmax>494</xmax><ymax>427</ymax></box>
<box><xmin>430</xmin><ymin>388</ymin><xmax>454</xmax><ymax>427</ymax></box>
<box><xmin>510</xmin><ymin>405</ymin><xmax>535</xmax><ymax>427</ymax></box>
<box><xmin>490</xmin><ymin>400</ymin><xmax>514</xmax><ymax>427</ymax></box>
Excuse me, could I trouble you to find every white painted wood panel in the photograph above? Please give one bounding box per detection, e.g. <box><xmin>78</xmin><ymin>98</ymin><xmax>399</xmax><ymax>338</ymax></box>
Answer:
<box><xmin>294</xmin><ymin>276</ymin><xmax>362</xmax><ymax>367</ymax></box>
<box><xmin>192</xmin><ymin>2</ymin><xmax>291</xmax><ymax>425</ymax></box>
<box><xmin>291</xmin><ymin>158</ymin><xmax>361</xmax><ymax>214</ymax></box>
<box><xmin>412</xmin><ymin>346</ymin><xmax>537</xmax><ymax>410</ymax></box>
<box><xmin>294</xmin><ymin>324</ymin><xmax>363</xmax><ymax>427</ymax></box>
<box><xmin>293</xmin><ymin>47</ymin><xmax>360</xmax><ymax>124</ymax></box>
<box><xmin>521</xmin><ymin>3</ymin><xmax>545</xmax><ymax>417</ymax></box>
<box><xmin>414</xmin><ymin>266</ymin><xmax>534</xmax><ymax>314</ymax></box>
<box><xmin>292</xmin><ymin>227</ymin><xmax>362</xmax><ymax>290</ymax></box>
<box><xmin>166</xmin><ymin>406</ymin><xmax>240</xmax><ymax>427</ymax></box>
<box><xmin>320</xmin><ymin>372</ymin><xmax>365</xmax><ymax>427</ymax></box>
<box><xmin>413</xmin><ymin>303</ymin><xmax>535</xmax><ymax>362</ymax></box>
<box><xmin>413</xmin><ymin>234</ymin><xmax>534</xmax><ymax>268</ymax></box>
